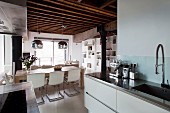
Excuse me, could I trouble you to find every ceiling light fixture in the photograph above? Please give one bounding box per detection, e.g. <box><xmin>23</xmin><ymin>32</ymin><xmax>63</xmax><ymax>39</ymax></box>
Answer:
<box><xmin>32</xmin><ymin>39</ymin><xmax>43</xmax><ymax>49</ymax></box>
<box><xmin>58</xmin><ymin>5</ymin><xmax>67</xmax><ymax>49</ymax></box>
<box><xmin>58</xmin><ymin>25</ymin><xmax>67</xmax><ymax>49</ymax></box>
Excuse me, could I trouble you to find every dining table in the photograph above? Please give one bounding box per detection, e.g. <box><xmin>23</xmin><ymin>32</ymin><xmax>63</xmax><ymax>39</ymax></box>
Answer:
<box><xmin>15</xmin><ymin>66</ymin><xmax>85</xmax><ymax>89</ymax></box>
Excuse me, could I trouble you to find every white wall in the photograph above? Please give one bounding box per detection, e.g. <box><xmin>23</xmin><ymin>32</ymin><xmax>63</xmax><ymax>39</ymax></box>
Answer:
<box><xmin>118</xmin><ymin>0</ymin><xmax>170</xmax><ymax>57</ymax></box>
<box><xmin>72</xmin><ymin>42</ymin><xmax>82</xmax><ymax>67</ymax></box>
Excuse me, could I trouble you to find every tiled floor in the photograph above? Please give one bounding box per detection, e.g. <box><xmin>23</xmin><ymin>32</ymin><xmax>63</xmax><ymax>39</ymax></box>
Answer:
<box><xmin>35</xmin><ymin>87</ymin><xmax>88</xmax><ymax>113</ymax></box>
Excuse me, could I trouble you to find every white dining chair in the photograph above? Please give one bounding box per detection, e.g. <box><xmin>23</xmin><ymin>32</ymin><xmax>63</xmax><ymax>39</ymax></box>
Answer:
<box><xmin>64</xmin><ymin>68</ymin><xmax>81</xmax><ymax>97</ymax></box>
<box><xmin>46</xmin><ymin>71</ymin><xmax>65</xmax><ymax>102</ymax></box>
<box><xmin>27</xmin><ymin>73</ymin><xmax>46</xmax><ymax>105</ymax></box>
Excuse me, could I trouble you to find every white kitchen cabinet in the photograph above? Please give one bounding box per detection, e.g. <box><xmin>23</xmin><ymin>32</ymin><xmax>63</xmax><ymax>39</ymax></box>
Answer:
<box><xmin>117</xmin><ymin>90</ymin><xmax>169</xmax><ymax>113</ymax></box>
<box><xmin>85</xmin><ymin>77</ymin><xmax>117</xmax><ymax>111</ymax></box>
<box><xmin>85</xmin><ymin>92</ymin><xmax>116</xmax><ymax>113</ymax></box>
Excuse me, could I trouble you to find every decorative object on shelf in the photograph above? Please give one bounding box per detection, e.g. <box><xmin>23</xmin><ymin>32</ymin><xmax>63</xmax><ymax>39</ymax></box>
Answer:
<box><xmin>20</xmin><ymin>55</ymin><xmax>38</xmax><ymax>72</ymax></box>
<box><xmin>58</xmin><ymin>41</ymin><xmax>67</xmax><ymax>49</ymax></box>
<box><xmin>32</xmin><ymin>40</ymin><xmax>43</xmax><ymax>49</ymax></box>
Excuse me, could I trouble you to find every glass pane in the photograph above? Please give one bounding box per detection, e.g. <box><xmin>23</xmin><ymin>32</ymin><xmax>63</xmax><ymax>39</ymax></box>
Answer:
<box><xmin>54</xmin><ymin>42</ymin><xmax>65</xmax><ymax>65</ymax></box>
<box><xmin>35</xmin><ymin>41</ymin><xmax>53</xmax><ymax>65</ymax></box>
<box><xmin>0</xmin><ymin>34</ymin><xmax>4</xmax><ymax>72</ymax></box>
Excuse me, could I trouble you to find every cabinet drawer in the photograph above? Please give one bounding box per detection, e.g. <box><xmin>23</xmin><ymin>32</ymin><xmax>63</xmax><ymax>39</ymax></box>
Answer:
<box><xmin>117</xmin><ymin>90</ymin><xmax>169</xmax><ymax>113</ymax></box>
<box><xmin>85</xmin><ymin>92</ymin><xmax>116</xmax><ymax>113</ymax></box>
<box><xmin>85</xmin><ymin>77</ymin><xmax>116</xmax><ymax>111</ymax></box>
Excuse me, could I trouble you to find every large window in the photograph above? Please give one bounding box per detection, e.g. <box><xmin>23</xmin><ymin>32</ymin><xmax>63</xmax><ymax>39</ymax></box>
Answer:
<box><xmin>0</xmin><ymin>34</ymin><xmax>12</xmax><ymax>74</ymax></box>
<box><xmin>35</xmin><ymin>40</ymin><xmax>68</xmax><ymax>65</ymax></box>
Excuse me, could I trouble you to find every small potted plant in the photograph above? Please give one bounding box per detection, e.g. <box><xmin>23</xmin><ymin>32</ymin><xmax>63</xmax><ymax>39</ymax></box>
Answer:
<box><xmin>20</xmin><ymin>55</ymin><xmax>38</xmax><ymax>72</ymax></box>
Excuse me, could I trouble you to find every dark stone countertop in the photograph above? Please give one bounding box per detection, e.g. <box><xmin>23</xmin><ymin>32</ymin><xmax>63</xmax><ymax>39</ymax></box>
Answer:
<box><xmin>85</xmin><ymin>72</ymin><xmax>170</xmax><ymax>112</ymax></box>
<box><xmin>0</xmin><ymin>82</ymin><xmax>40</xmax><ymax>113</ymax></box>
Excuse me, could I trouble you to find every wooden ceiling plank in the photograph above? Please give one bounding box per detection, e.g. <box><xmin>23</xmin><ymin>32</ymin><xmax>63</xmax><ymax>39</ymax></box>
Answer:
<box><xmin>29</xmin><ymin>24</ymin><xmax>62</xmax><ymax>31</ymax></box>
<box><xmin>42</xmin><ymin>26</ymin><xmax>62</xmax><ymax>31</ymax></box>
<box><xmin>28</xmin><ymin>21</ymin><xmax>95</xmax><ymax>29</ymax></box>
<box><xmin>27</xmin><ymin>14</ymin><xmax>104</xmax><ymax>26</ymax></box>
<box><xmin>100</xmin><ymin>0</ymin><xmax>116</xmax><ymax>9</ymax></box>
<box><xmin>108</xmin><ymin>5</ymin><xmax>117</xmax><ymax>9</ymax></box>
<box><xmin>27</xmin><ymin>1</ymin><xmax>113</xmax><ymax>22</ymax></box>
<box><xmin>27</xmin><ymin>18</ymin><xmax>96</xmax><ymax>27</ymax></box>
<box><xmin>27</xmin><ymin>17</ymin><xmax>99</xmax><ymax>29</ymax></box>
<box><xmin>30</xmin><ymin>21</ymin><xmax>95</xmax><ymax>31</ymax></box>
<box><xmin>29</xmin><ymin>29</ymin><xmax>73</xmax><ymax>35</ymax></box>
<box><xmin>65</xmin><ymin>26</ymin><xmax>92</xmax><ymax>33</ymax></box>
<box><xmin>44</xmin><ymin>0</ymin><xmax>116</xmax><ymax>17</ymax></box>
<box><xmin>43</xmin><ymin>0</ymin><xmax>116</xmax><ymax>17</ymax></box>
<box><xmin>27</xmin><ymin>16</ymin><xmax>97</xmax><ymax>27</ymax></box>
<box><xmin>28</xmin><ymin>19</ymin><xmax>95</xmax><ymax>27</ymax></box>
<box><xmin>27</xmin><ymin>7</ymin><xmax>108</xmax><ymax>24</ymax></box>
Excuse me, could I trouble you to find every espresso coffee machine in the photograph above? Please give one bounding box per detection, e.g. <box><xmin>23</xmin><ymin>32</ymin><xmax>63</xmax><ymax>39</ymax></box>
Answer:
<box><xmin>110</xmin><ymin>60</ymin><xmax>123</xmax><ymax>78</ymax></box>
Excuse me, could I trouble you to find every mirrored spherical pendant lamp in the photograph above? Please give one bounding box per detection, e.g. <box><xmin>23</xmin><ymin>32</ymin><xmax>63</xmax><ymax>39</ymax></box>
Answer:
<box><xmin>58</xmin><ymin>41</ymin><xmax>67</xmax><ymax>49</ymax></box>
<box><xmin>32</xmin><ymin>40</ymin><xmax>43</xmax><ymax>49</ymax></box>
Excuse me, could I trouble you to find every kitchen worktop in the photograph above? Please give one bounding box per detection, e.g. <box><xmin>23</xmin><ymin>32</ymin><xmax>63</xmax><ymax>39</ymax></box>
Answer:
<box><xmin>0</xmin><ymin>82</ymin><xmax>40</xmax><ymax>113</ymax></box>
<box><xmin>86</xmin><ymin>72</ymin><xmax>170</xmax><ymax>112</ymax></box>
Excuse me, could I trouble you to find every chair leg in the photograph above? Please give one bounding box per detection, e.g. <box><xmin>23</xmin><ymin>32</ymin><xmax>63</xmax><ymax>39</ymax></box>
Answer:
<box><xmin>37</xmin><ymin>87</ymin><xmax>45</xmax><ymax>105</ymax></box>
<box><xmin>64</xmin><ymin>81</ymin><xmax>80</xmax><ymax>97</ymax></box>
<box><xmin>46</xmin><ymin>85</ymin><xmax>64</xmax><ymax>102</ymax></box>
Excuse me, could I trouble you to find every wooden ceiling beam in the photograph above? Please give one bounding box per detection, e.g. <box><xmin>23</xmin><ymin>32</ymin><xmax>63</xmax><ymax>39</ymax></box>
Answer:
<box><xmin>42</xmin><ymin>24</ymin><xmax>95</xmax><ymax>32</ymax></box>
<box><xmin>27</xmin><ymin>1</ymin><xmax>112</xmax><ymax>22</ymax></box>
<box><xmin>43</xmin><ymin>0</ymin><xmax>116</xmax><ymax>17</ymax></box>
<box><xmin>27</xmin><ymin>16</ymin><xmax>97</xmax><ymax>27</ymax></box>
<box><xmin>29</xmin><ymin>29</ymin><xmax>74</xmax><ymax>35</ymax></box>
<box><xmin>28</xmin><ymin>23</ymin><xmax>94</xmax><ymax>31</ymax></box>
<box><xmin>28</xmin><ymin>22</ymin><xmax>93</xmax><ymax>35</ymax></box>
<box><xmin>27</xmin><ymin>8</ymin><xmax>108</xmax><ymax>25</ymax></box>
<box><xmin>27</xmin><ymin>14</ymin><xmax>103</xmax><ymax>26</ymax></box>
<box><xmin>64</xmin><ymin>26</ymin><xmax>93</xmax><ymax>33</ymax></box>
<box><xmin>40</xmin><ymin>23</ymin><xmax>91</xmax><ymax>32</ymax></box>
<box><xmin>100</xmin><ymin>0</ymin><xmax>116</xmax><ymax>9</ymax></box>
<box><xmin>108</xmin><ymin>5</ymin><xmax>117</xmax><ymax>9</ymax></box>
<box><xmin>28</xmin><ymin>24</ymin><xmax>62</xmax><ymax>31</ymax></box>
<box><xmin>28</xmin><ymin>20</ymin><xmax>95</xmax><ymax>29</ymax></box>
<box><xmin>27</xmin><ymin>19</ymin><xmax>95</xmax><ymax>28</ymax></box>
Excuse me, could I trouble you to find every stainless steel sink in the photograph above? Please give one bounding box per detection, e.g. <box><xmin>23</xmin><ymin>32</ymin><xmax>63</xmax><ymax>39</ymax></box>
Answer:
<box><xmin>132</xmin><ymin>84</ymin><xmax>170</xmax><ymax>101</ymax></box>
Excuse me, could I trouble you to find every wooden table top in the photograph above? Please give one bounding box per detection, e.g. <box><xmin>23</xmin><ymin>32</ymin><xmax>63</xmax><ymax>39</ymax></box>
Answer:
<box><xmin>15</xmin><ymin>66</ymin><xmax>78</xmax><ymax>76</ymax></box>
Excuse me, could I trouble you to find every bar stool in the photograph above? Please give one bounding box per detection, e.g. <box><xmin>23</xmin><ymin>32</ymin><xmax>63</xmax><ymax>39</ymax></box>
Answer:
<box><xmin>27</xmin><ymin>73</ymin><xmax>46</xmax><ymax>105</ymax></box>
<box><xmin>64</xmin><ymin>68</ymin><xmax>81</xmax><ymax>97</ymax></box>
<box><xmin>46</xmin><ymin>71</ymin><xmax>64</xmax><ymax>102</ymax></box>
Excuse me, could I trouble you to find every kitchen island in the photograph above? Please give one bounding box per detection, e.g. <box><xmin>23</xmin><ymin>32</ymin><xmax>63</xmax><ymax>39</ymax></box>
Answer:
<box><xmin>0</xmin><ymin>82</ymin><xmax>39</xmax><ymax>113</ymax></box>
<box><xmin>84</xmin><ymin>72</ymin><xmax>170</xmax><ymax>113</ymax></box>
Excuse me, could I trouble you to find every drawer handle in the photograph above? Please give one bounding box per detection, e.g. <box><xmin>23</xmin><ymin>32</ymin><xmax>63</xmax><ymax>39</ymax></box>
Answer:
<box><xmin>86</xmin><ymin>92</ymin><xmax>119</xmax><ymax>113</ymax></box>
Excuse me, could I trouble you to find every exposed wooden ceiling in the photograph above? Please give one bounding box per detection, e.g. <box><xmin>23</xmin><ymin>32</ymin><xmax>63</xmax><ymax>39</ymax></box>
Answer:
<box><xmin>27</xmin><ymin>0</ymin><xmax>117</xmax><ymax>35</ymax></box>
